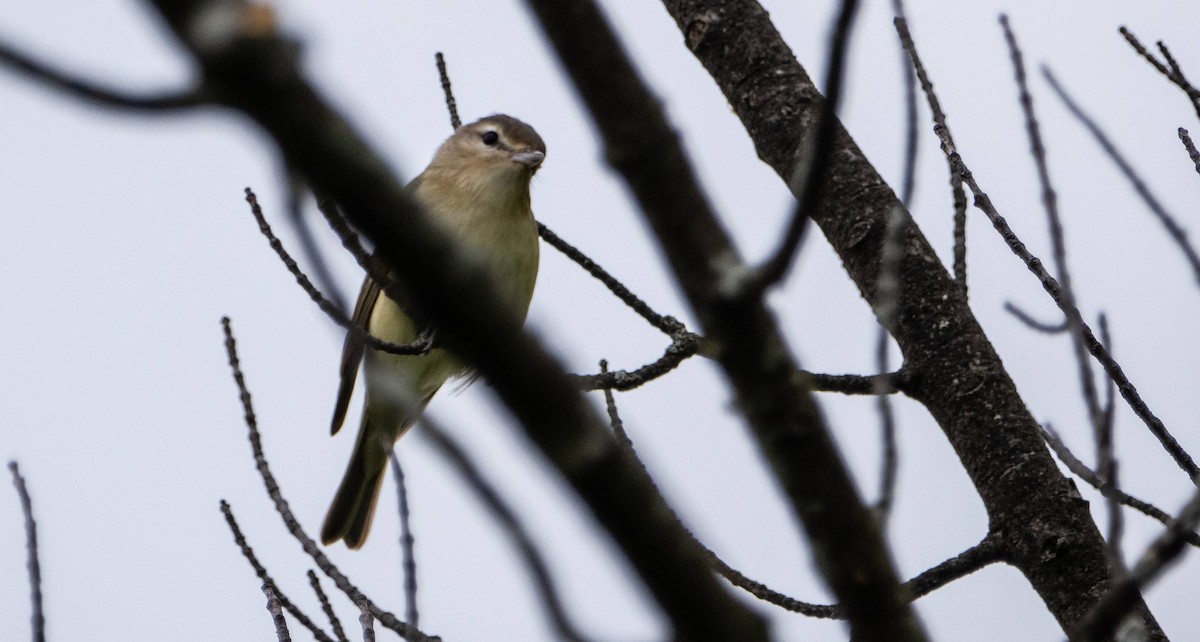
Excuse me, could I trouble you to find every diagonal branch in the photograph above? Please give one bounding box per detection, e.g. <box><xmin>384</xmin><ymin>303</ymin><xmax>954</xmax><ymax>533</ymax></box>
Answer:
<box><xmin>0</xmin><ymin>39</ymin><xmax>207</xmax><ymax>111</ymax></box>
<box><xmin>523</xmin><ymin>1</ymin><xmax>925</xmax><ymax>640</ymax></box>
<box><xmin>660</xmin><ymin>0</ymin><xmax>1164</xmax><ymax>636</ymax></box>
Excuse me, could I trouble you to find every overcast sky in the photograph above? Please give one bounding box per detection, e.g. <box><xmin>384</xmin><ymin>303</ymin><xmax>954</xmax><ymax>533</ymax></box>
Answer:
<box><xmin>3</xmin><ymin>1</ymin><xmax>1200</xmax><ymax>640</ymax></box>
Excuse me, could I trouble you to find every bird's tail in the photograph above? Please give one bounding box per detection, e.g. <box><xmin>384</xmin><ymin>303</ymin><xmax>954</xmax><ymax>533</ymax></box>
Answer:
<box><xmin>321</xmin><ymin>418</ymin><xmax>391</xmax><ymax>549</ymax></box>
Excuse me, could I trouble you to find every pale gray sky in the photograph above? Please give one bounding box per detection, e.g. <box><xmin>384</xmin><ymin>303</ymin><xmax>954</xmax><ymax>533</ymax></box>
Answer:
<box><xmin>2</xmin><ymin>1</ymin><xmax>1199</xmax><ymax>640</ymax></box>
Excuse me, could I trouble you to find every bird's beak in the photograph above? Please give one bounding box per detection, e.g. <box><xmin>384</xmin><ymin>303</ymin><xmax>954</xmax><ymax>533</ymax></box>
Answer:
<box><xmin>511</xmin><ymin>150</ymin><xmax>545</xmax><ymax>169</ymax></box>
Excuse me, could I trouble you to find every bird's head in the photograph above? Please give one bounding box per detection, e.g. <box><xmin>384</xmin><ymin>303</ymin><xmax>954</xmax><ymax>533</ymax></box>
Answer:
<box><xmin>423</xmin><ymin>114</ymin><xmax>546</xmax><ymax>205</ymax></box>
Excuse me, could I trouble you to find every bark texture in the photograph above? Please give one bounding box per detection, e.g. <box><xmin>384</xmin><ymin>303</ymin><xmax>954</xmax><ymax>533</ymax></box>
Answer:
<box><xmin>661</xmin><ymin>0</ymin><xmax>1164</xmax><ymax>637</ymax></box>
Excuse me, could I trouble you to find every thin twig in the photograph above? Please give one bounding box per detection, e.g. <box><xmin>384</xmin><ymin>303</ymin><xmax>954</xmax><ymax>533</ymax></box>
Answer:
<box><xmin>245</xmin><ymin>188</ymin><xmax>432</xmax><ymax>356</ymax></box>
<box><xmin>286</xmin><ymin>172</ymin><xmax>347</xmax><ymax>311</ymax></box>
<box><xmin>599</xmin><ymin>366</ymin><xmax>993</xmax><ymax>618</ymax></box>
<box><xmin>931</xmin><ymin>123</ymin><xmax>1200</xmax><ymax>482</ymax></box>
<box><xmin>219</xmin><ymin>501</ymin><xmax>336</xmax><ymax>642</ymax></box>
<box><xmin>569</xmin><ymin>332</ymin><xmax>699</xmax><ymax>391</ymax></box>
<box><xmin>750</xmin><ymin>0</ymin><xmax>861</xmax><ymax>291</ymax></box>
<box><xmin>263</xmin><ymin>583</ymin><xmax>293</xmax><ymax>642</ymax></box>
<box><xmin>1001</xmin><ymin>14</ymin><xmax>1106</xmax><ymax>476</ymax></box>
<box><xmin>1179</xmin><ymin>128</ymin><xmax>1200</xmax><ymax>176</ymax></box>
<box><xmin>1003</xmin><ymin>301</ymin><xmax>1068</xmax><ymax>334</ymax></box>
<box><xmin>1043</xmin><ymin>67</ymin><xmax>1200</xmax><ymax>290</ymax></box>
<box><xmin>894</xmin><ymin>18</ymin><xmax>968</xmax><ymax>294</ymax></box>
<box><xmin>419</xmin><ymin>418</ymin><xmax>589</xmax><ymax>642</ymax></box>
<box><xmin>1118</xmin><ymin>27</ymin><xmax>1200</xmax><ymax>120</ymax></box>
<box><xmin>1094</xmin><ymin>317</ymin><xmax>1124</xmax><ymax>568</ymax></box>
<box><xmin>1041</xmin><ymin>426</ymin><xmax>1200</xmax><ymax>548</ymax></box>
<box><xmin>1156</xmin><ymin>40</ymin><xmax>1200</xmax><ymax>122</ymax></box>
<box><xmin>390</xmin><ymin>451</ymin><xmax>420</xmax><ymax>629</ymax></box>
<box><xmin>434</xmin><ymin>52</ymin><xmax>461</xmax><ymax>130</ymax></box>
<box><xmin>8</xmin><ymin>462</ymin><xmax>44</xmax><ymax>642</ymax></box>
<box><xmin>358</xmin><ymin>601</ymin><xmax>376</xmax><ymax>642</ymax></box>
<box><xmin>599</xmin><ymin>360</ymin><xmax>631</xmax><ymax>445</ymax></box>
<box><xmin>219</xmin><ymin>317</ymin><xmax>436</xmax><ymax>642</ymax></box>
<box><xmin>890</xmin><ymin>0</ymin><xmax>918</xmax><ymax>207</ymax></box>
<box><xmin>537</xmin><ymin>223</ymin><xmax>684</xmax><ymax>336</ymax></box>
<box><xmin>307</xmin><ymin>571</ymin><xmax>349</xmax><ymax>642</ymax></box>
<box><xmin>0</xmin><ymin>40</ymin><xmax>207</xmax><ymax>111</ymax></box>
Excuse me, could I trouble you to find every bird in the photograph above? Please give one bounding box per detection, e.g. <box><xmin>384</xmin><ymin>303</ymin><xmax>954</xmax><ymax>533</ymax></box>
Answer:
<box><xmin>321</xmin><ymin>114</ymin><xmax>545</xmax><ymax>549</ymax></box>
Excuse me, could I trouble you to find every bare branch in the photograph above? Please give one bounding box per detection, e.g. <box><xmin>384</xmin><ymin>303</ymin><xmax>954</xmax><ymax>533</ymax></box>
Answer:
<box><xmin>219</xmin><ymin>501</ymin><xmax>336</xmax><ymax>642</ymax></box>
<box><xmin>1041</xmin><ymin>426</ymin><xmax>1200</xmax><ymax>548</ymax></box>
<box><xmin>219</xmin><ymin>317</ymin><xmax>436</xmax><ymax>642</ymax></box>
<box><xmin>358</xmin><ymin>601</ymin><xmax>376</xmax><ymax>642</ymax></box>
<box><xmin>932</xmin><ymin>124</ymin><xmax>1199</xmax><ymax>483</ymax></box>
<box><xmin>1071</xmin><ymin>488</ymin><xmax>1200</xmax><ymax>641</ymax></box>
<box><xmin>1004</xmin><ymin>301</ymin><xmax>1068</xmax><ymax>334</ymax></box>
<box><xmin>307</xmin><ymin>571</ymin><xmax>349</xmax><ymax>642</ymax></box>
<box><xmin>894</xmin><ymin>18</ymin><xmax>968</xmax><ymax>293</ymax></box>
<box><xmin>419</xmin><ymin>418</ymin><xmax>590</xmax><ymax>642</ymax></box>
<box><xmin>1043</xmin><ymin>67</ymin><xmax>1200</xmax><ymax>290</ymax></box>
<box><xmin>262</xmin><ymin>583</ymin><xmax>293</xmax><ymax>642</ymax></box>
<box><xmin>536</xmin><ymin>223</ymin><xmax>685</xmax><ymax>336</ymax></box>
<box><xmin>244</xmin><ymin>188</ymin><xmax>433</xmax><ymax>356</ymax></box>
<box><xmin>0</xmin><ymin>39</ymin><xmax>207</xmax><ymax>111</ymax></box>
<box><xmin>570</xmin><ymin>332</ymin><xmax>699</xmax><ymax>391</ymax></box>
<box><xmin>1179</xmin><ymin>127</ymin><xmax>1200</xmax><ymax>176</ymax></box>
<box><xmin>800</xmin><ymin>369</ymin><xmax>907</xmax><ymax>395</ymax></box>
<box><xmin>434</xmin><ymin>52</ymin><xmax>462</xmax><ymax>130</ymax></box>
<box><xmin>750</xmin><ymin>0</ymin><xmax>861</xmax><ymax>291</ymax></box>
<box><xmin>1001</xmin><ymin>15</ymin><xmax>1106</xmax><ymax>483</ymax></box>
<box><xmin>389</xmin><ymin>452</ymin><xmax>420</xmax><ymax>630</ymax></box>
<box><xmin>8</xmin><ymin>461</ymin><xmax>44</xmax><ymax>642</ymax></box>
<box><xmin>1094</xmin><ymin>317</ymin><xmax>1124</xmax><ymax>568</ymax></box>
<box><xmin>873</xmin><ymin>204</ymin><xmax>906</xmax><ymax>523</ymax></box>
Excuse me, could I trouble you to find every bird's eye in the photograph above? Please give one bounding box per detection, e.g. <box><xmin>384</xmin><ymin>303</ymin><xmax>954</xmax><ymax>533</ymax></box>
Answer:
<box><xmin>481</xmin><ymin>131</ymin><xmax>500</xmax><ymax>146</ymax></box>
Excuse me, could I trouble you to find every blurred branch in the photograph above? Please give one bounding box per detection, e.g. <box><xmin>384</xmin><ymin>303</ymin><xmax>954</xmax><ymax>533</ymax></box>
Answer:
<box><xmin>1004</xmin><ymin>301</ymin><xmax>1068</xmax><ymax>334</ymax></box>
<box><xmin>1043</xmin><ymin>67</ymin><xmax>1200</xmax><ymax>290</ymax></box>
<box><xmin>358</xmin><ymin>601</ymin><xmax>375</xmax><ymax>642</ymax></box>
<box><xmin>220</xmin><ymin>501</ymin><xmax>336</xmax><ymax>642</ymax></box>
<box><xmin>749</xmin><ymin>0</ymin><xmax>860</xmax><ymax>292</ymax></box>
<box><xmin>0</xmin><ymin>39</ymin><xmax>207</xmax><ymax>111</ymax></box>
<box><xmin>419</xmin><ymin>418</ymin><xmax>590</xmax><ymax>642</ymax></box>
<box><xmin>220</xmin><ymin>317</ymin><xmax>436</xmax><ymax>642</ymax></box>
<box><xmin>1071</xmin><ymin>488</ymin><xmax>1200</xmax><ymax>641</ymax></box>
<box><xmin>8</xmin><ymin>461</ymin><xmax>44</xmax><ymax>642</ymax></box>
<box><xmin>800</xmin><ymin>369</ymin><xmax>908</xmax><ymax>395</ymax></box>
<box><xmin>524</xmin><ymin>1</ymin><xmax>923</xmax><ymax>639</ymax></box>
<box><xmin>873</xmin><ymin>204</ymin><xmax>906</xmax><ymax>523</ymax></box>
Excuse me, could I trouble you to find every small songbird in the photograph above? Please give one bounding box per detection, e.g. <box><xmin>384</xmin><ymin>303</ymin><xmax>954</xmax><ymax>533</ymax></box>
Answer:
<box><xmin>321</xmin><ymin>115</ymin><xmax>545</xmax><ymax>549</ymax></box>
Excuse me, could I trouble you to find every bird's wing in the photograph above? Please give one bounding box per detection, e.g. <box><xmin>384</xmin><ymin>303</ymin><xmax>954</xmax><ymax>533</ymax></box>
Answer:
<box><xmin>330</xmin><ymin>274</ymin><xmax>382</xmax><ymax>435</ymax></box>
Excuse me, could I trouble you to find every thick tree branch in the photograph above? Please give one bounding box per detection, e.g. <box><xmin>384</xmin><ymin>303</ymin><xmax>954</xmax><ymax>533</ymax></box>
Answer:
<box><xmin>658</xmin><ymin>0</ymin><xmax>1164</xmax><ymax>636</ymax></box>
